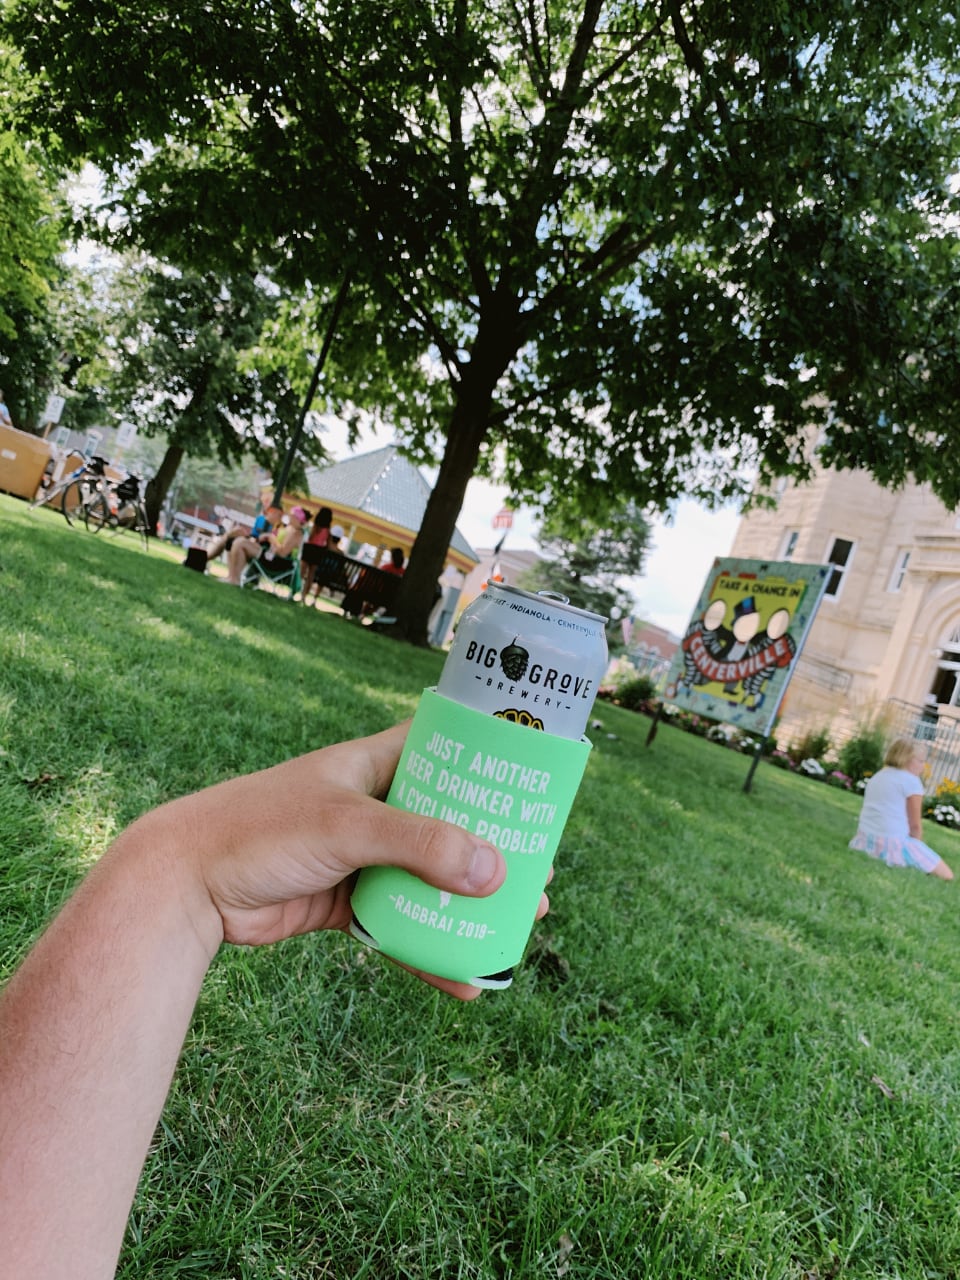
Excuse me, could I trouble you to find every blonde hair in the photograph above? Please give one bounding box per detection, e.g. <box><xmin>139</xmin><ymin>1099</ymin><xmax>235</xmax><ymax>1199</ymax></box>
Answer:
<box><xmin>885</xmin><ymin>737</ymin><xmax>924</xmax><ymax>769</ymax></box>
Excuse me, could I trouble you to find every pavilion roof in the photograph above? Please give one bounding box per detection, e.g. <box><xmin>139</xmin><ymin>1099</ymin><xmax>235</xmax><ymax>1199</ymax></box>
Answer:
<box><xmin>299</xmin><ymin>445</ymin><xmax>479</xmax><ymax>572</ymax></box>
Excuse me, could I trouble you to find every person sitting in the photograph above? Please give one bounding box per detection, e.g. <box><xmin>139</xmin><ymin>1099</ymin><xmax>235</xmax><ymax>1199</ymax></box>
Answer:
<box><xmin>227</xmin><ymin>506</ymin><xmax>309</xmax><ymax>585</ymax></box>
<box><xmin>381</xmin><ymin>547</ymin><xmax>406</xmax><ymax>576</ymax></box>
<box><xmin>205</xmin><ymin>503</ymin><xmax>281</xmax><ymax>562</ymax></box>
<box><xmin>848</xmin><ymin>736</ymin><xmax>954</xmax><ymax>879</ymax></box>
<box><xmin>300</xmin><ymin>506</ymin><xmax>333</xmax><ymax>603</ymax></box>
<box><xmin>358</xmin><ymin>547</ymin><xmax>405</xmax><ymax>619</ymax></box>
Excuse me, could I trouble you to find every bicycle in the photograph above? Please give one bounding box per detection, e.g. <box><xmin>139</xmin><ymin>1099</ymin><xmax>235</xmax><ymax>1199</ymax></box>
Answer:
<box><xmin>83</xmin><ymin>473</ymin><xmax>151</xmax><ymax>551</ymax></box>
<box><xmin>30</xmin><ymin>453</ymin><xmax>109</xmax><ymax>525</ymax></box>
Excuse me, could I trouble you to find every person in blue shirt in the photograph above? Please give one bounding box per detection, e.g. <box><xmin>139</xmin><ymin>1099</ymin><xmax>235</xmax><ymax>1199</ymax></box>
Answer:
<box><xmin>204</xmin><ymin>502</ymin><xmax>283</xmax><ymax>562</ymax></box>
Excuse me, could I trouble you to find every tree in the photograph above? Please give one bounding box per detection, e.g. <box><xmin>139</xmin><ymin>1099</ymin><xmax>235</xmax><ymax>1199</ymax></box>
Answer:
<box><xmin>116</xmin><ymin>431</ymin><xmax>267</xmax><ymax>526</ymax></box>
<box><xmin>0</xmin><ymin>48</ymin><xmax>73</xmax><ymax>426</ymax></box>
<box><xmin>9</xmin><ymin>1</ymin><xmax>960</xmax><ymax>640</ymax></box>
<box><xmin>519</xmin><ymin>501</ymin><xmax>651</xmax><ymax>652</ymax></box>
<box><xmin>100</xmin><ymin>260</ymin><xmax>327</xmax><ymax>526</ymax></box>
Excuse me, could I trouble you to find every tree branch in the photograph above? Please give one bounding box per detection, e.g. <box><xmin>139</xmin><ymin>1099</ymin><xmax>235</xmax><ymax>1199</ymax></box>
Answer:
<box><xmin>384</xmin><ymin>276</ymin><xmax>464</xmax><ymax>383</ymax></box>
<box><xmin>664</xmin><ymin>0</ymin><xmax>730</xmax><ymax>126</ymax></box>
<box><xmin>505</xmin><ymin>0</ymin><xmax>605</xmax><ymax>256</ymax></box>
<box><xmin>584</xmin><ymin>16</ymin><xmax>666</xmax><ymax>97</ymax></box>
<box><xmin>444</xmin><ymin>0</ymin><xmax>494</xmax><ymax>303</ymax></box>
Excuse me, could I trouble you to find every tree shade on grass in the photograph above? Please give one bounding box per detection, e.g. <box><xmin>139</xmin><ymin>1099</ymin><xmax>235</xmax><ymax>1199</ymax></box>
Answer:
<box><xmin>3</xmin><ymin>493</ymin><xmax>960</xmax><ymax>1278</ymax></box>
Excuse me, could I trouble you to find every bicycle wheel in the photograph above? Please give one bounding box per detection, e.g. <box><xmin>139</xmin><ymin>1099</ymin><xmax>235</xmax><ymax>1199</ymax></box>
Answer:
<box><xmin>83</xmin><ymin>493</ymin><xmax>112</xmax><ymax>533</ymax></box>
<box><xmin>61</xmin><ymin>480</ymin><xmax>88</xmax><ymax>526</ymax></box>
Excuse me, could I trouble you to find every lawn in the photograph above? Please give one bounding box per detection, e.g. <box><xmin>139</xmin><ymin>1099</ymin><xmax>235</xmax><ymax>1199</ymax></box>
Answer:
<box><xmin>3</xmin><ymin>493</ymin><xmax>960</xmax><ymax>1280</ymax></box>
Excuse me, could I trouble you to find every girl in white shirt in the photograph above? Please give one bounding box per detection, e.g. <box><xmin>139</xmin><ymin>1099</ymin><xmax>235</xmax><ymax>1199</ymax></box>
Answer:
<box><xmin>849</xmin><ymin>737</ymin><xmax>953</xmax><ymax>879</ymax></box>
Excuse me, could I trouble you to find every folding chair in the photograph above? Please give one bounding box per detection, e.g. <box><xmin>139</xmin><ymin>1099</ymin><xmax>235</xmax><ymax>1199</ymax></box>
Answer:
<box><xmin>240</xmin><ymin>549</ymin><xmax>302</xmax><ymax>600</ymax></box>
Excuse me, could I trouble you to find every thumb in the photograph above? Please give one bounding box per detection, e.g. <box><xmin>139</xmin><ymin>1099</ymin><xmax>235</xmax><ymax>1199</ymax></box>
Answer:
<box><xmin>355</xmin><ymin>797</ymin><xmax>506</xmax><ymax>898</ymax></box>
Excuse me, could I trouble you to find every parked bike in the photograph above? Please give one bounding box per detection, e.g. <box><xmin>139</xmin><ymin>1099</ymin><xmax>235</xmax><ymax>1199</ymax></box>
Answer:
<box><xmin>84</xmin><ymin>473</ymin><xmax>151</xmax><ymax>551</ymax></box>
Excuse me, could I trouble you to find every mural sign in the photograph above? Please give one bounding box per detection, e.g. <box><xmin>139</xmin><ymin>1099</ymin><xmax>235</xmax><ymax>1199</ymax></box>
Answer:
<box><xmin>663</xmin><ymin>557</ymin><xmax>831</xmax><ymax>738</ymax></box>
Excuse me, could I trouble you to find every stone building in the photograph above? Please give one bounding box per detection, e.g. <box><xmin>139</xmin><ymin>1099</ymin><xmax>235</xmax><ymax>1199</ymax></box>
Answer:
<box><xmin>729</xmin><ymin>463</ymin><xmax>960</xmax><ymax>757</ymax></box>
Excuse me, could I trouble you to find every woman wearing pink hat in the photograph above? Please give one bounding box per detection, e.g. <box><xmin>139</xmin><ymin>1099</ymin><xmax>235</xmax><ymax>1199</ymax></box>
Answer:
<box><xmin>227</xmin><ymin>504</ymin><xmax>310</xmax><ymax>585</ymax></box>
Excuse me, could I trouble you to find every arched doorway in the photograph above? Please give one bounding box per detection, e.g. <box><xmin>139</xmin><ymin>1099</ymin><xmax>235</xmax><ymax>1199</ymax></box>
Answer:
<box><xmin>929</xmin><ymin>621</ymin><xmax>960</xmax><ymax>707</ymax></box>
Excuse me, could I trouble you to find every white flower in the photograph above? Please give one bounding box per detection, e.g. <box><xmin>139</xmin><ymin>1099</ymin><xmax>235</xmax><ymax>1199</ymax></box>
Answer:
<box><xmin>800</xmin><ymin>758</ymin><xmax>826</xmax><ymax>776</ymax></box>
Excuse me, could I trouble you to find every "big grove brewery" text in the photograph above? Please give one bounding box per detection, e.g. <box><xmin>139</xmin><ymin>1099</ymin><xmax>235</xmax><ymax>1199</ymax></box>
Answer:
<box><xmin>464</xmin><ymin>640</ymin><xmax>595</xmax><ymax>703</ymax></box>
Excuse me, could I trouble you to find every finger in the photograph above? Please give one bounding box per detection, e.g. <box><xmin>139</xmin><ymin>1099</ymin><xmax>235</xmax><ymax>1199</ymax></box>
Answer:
<box><xmin>389</xmin><ymin>956</ymin><xmax>485</xmax><ymax>1001</ymax></box>
<box><xmin>319</xmin><ymin>789</ymin><xmax>507</xmax><ymax>898</ymax></box>
<box><xmin>317</xmin><ymin>722</ymin><xmax>411</xmax><ymax>799</ymax></box>
<box><xmin>532</xmin><ymin>866</ymin><xmax>553</xmax><ymax>919</ymax></box>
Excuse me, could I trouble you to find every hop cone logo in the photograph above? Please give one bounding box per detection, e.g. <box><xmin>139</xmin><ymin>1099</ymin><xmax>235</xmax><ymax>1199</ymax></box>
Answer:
<box><xmin>500</xmin><ymin>638</ymin><xmax>530</xmax><ymax>681</ymax></box>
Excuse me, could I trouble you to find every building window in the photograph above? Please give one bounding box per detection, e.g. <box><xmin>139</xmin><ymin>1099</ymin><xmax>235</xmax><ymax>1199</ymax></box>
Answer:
<box><xmin>824</xmin><ymin>537</ymin><xmax>855</xmax><ymax>598</ymax></box>
<box><xmin>887</xmin><ymin>548</ymin><xmax>911</xmax><ymax>593</ymax></box>
<box><xmin>779</xmin><ymin>529</ymin><xmax>799</xmax><ymax>560</ymax></box>
<box><xmin>930</xmin><ymin>624</ymin><xmax>960</xmax><ymax>707</ymax></box>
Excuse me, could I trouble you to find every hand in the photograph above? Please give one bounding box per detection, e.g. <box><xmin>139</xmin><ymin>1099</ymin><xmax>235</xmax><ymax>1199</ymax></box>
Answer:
<box><xmin>137</xmin><ymin>721</ymin><xmax>525</xmax><ymax>998</ymax></box>
<box><xmin>0</xmin><ymin>721</ymin><xmax>537</xmax><ymax>1275</ymax></box>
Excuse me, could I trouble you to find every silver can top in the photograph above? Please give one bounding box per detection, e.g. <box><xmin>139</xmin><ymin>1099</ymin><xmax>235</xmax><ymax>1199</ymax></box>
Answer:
<box><xmin>482</xmin><ymin>582</ymin><xmax>608</xmax><ymax>626</ymax></box>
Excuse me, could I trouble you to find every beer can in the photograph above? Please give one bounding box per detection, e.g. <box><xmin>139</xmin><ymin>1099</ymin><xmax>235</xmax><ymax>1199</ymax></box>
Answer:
<box><xmin>437</xmin><ymin>584</ymin><xmax>608</xmax><ymax>739</ymax></box>
<box><xmin>349</xmin><ymin>585</ymin><xmax>607</xmax><ymax>988</ymax></box>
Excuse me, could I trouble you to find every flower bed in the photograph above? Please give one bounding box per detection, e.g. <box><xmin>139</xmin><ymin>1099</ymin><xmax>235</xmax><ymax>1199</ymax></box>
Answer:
<box><xmin>597</xmin><ymin>685</ymin><xmax>960</xmax><ymax>821</ymax></box>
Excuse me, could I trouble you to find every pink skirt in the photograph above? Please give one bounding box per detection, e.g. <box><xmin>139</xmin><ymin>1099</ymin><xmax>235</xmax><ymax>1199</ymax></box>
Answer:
<box><xmin>849</xmin><ymin>829</ymin><xmax>942</xmax><ymax>873</ymax></box>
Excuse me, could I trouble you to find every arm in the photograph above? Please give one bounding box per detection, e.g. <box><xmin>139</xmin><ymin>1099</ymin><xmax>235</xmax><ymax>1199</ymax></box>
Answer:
<box><xmin>907</xmin><ymin>793</ymin><xmax>924</xmax><ymax>839</ymax></box>
<box><xmin>267</xmin><ymin>526</ymin><xmax>299</xmax><ymax>556</ymax></box>
<box><xmin>0</xmin><ymin>724</ymin><xmax>508</xmax><ymax>1279</ymax></box>
<box><xmin>279</xmin><ymin>526</ymin><xmax>304</xmax><ymax>557</ymax></box>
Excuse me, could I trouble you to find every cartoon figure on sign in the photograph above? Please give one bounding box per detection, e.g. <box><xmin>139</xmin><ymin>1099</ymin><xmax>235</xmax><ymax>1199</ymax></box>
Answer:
<box><xmin>740</xmin><ymin>607</ymin><xmax>795</xmax><ymax>710</ymax></box>
<box><xmin>671</xmin><ymin>598</ymin><xmax>727</xmax><ymax>696</ymax></box>
<box><xmin>673</xmin><ymin>592</ymin><xmax>796</xmax><ymax>708</ymax></box>
<box><xmin>717</xmin><ymin>596</ymin><xmax>762</xmax><ymax>696</ymax></box>
<box><xmin>661</xmin><ymin>558</ymin><xmax>829</xmax><ymax>734</ymax></box>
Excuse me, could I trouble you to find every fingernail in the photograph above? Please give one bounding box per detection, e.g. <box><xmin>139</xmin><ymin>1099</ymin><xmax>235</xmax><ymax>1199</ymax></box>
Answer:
<box><xmin>465</xmin><ymin>842</ymin><xmax>500</xmax><ymax>889</ymax></box>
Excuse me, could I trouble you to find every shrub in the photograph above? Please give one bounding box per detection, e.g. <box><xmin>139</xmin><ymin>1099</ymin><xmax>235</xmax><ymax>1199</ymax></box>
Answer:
<box><xmin>613</xmin><ymin>675</ymin><xmax>657</xmax><ymax>712</ymax></box>
<box><xmin>923</xmin><ymin>778</ymin><xmax>960</xmax><ymax>824</ymax></box>
<box><xmin>838</xmin><ymin>726</ymin><xmax>886</xmax><ymax>783</ymax></box>
<box><xmin>931</xmin><ymin>804</ymin><xmax>960</xmax><ymax>828</ymax></box>
<box><xmin>769</xmin><ymin>749</ymin><xmax>796</xmax><ymax>771</ymax></box>
<box><xmin>787</xmin><ymin>727</ymin><xmax>833</xmax><ymax>766</ymax></box>
<box><xmin>707</xmin><ymin>723</ymin><xmax>737</xmax><ymax>745</ymax></box>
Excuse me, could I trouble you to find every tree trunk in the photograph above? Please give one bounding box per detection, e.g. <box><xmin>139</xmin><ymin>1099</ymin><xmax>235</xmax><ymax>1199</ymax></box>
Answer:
<box><xmin>393</xmin><ymin>294</ymin><xmax>525</xmax><ymax>644</ymax></box>
<box><xmin>144</xmin><ymin>442</ymin><xmax>185</xmax><ymax>534</ymax></box>
<box><xmin>392</xmin><ymin>400</ymin><xmax>490</xmax><ymax>644</ymax></box>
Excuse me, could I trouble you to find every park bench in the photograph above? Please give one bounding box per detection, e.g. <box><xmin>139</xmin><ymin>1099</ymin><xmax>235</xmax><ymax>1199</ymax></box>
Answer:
<box><xmin>301</xmin><ymin>546</ymin><xmax>401</xmax><ymax>618</ymax></box>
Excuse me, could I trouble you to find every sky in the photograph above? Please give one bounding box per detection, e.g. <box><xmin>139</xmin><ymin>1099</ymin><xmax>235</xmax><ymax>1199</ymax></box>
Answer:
<box><xmin>319</xmin><ymin>415</ymin><xmax>743</xmax><ymax>638</ymax></box>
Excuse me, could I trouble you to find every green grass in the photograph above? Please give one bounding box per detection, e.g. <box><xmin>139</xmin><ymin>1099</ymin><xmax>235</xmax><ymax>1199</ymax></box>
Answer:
<box><xmin>3</xmin><ymin>492</ymin><xmax>960</xmax><ymax>1279</ymax></box>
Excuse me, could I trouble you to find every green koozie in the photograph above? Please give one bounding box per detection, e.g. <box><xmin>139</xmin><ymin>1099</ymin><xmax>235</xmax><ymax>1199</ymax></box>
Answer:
<box><xmin>349</xmin><ymin>689</ymin><xmax>592</xmax><ymax>986</ymax></box>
